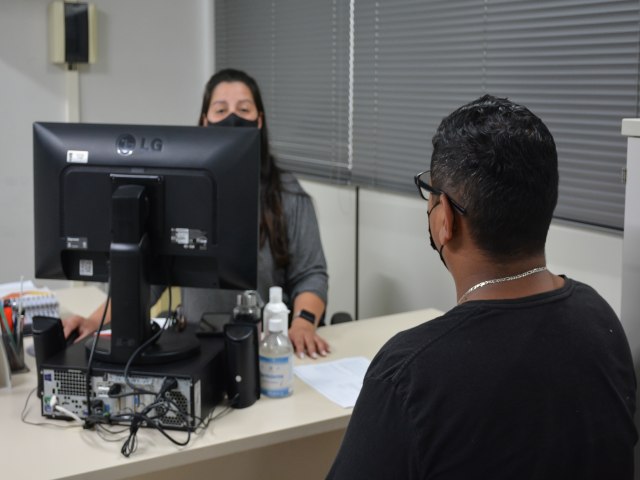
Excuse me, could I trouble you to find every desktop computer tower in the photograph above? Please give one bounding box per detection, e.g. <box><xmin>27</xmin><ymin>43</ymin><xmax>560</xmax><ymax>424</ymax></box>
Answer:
<box><xmin>39</xmin><ymin>335</ymin><xmax>225</xmax><ymax>431</ymax></box>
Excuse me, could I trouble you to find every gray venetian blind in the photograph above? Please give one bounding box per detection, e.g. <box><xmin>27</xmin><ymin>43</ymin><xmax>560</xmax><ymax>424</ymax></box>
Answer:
<box><xmin>351</xmin><ymin>0</ymin><xmax>486</xmax><ymax>192</ymax></box>
<box><xmin>482</xmin><ymin>0</ymin><xmax>639</xmax><ymax>229</ymax></box>
<box><xmin>216</xmin><ymin>0</ymin><xmax>640</xmax><ymax>231</ymax></box>
<box><xmin>352</xmin><ymin>0</ymin><xmax>639</xmax><ymax>230</ymax></box>
<box><xmin>215</xmin><ymin>0</ymin><xmax>351</xmax><ymax>182</ymax></box>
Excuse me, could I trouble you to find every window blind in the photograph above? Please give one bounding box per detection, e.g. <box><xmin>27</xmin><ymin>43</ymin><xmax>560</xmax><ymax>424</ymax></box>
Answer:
<box><xmin>483</xmin><ymin>0</ymin><xmax>639</xmax><ymax>229</ymax></box>
<box><xmin>215</xmin><ymin>0</ymin><xmax>351</xmax><ymax>182</ymax></box>
<box><xmin>351</xmin><ymin>0</ymin><xmax>486</xmax><ymax>192</ymax></box>
<box><xmin>215</xmin><ymin>0</ymin><xmax>640</xmax><ymax>230</ymax></box>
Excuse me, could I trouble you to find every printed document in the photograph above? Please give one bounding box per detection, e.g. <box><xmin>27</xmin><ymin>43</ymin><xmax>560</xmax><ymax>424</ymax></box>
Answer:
<box><xmin>294</xmin><ymin>356</ymin><xmax>370</xmax><ymax>408</ymax></box>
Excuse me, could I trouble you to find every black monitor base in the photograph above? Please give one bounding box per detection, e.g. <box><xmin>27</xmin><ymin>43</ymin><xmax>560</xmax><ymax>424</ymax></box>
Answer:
<box><xmin>86</xmin><ymin>330</ymin><xmax>201</xmax><ymax>365</ymax></box>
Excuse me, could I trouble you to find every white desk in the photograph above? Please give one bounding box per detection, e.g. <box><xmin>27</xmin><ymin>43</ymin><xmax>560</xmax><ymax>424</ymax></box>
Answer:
<box><xmin>0</xmin><ymin>286</ymin><xmax>441</xmax><ymax>480</ymax></box>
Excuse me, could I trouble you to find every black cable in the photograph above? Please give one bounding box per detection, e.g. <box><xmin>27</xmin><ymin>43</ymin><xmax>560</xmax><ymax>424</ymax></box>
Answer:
<box><xmin>119</xmin><ymin>285</ymin><xmax>199</xmax><ymax>457</ymax></box>
<box><xmin>194</xmin><ymin>395</ymin><xmax>237</xmax><ymax>432</ymax></box>
<box><xmin>122</xmin><ymin>284</ymin><xmax>174</xmax><ymax>396</ymax></box>
<box><xmin>84</xmin><ymin>283</ymin><xmax>112</xmax><ymax>429</ymax></box>
<box><xmin>95</xmin><ymin>422</ymin><xmax>130</xmax><ymax>442</ymax></box>
<box><xmin>119</xmin><ymin>389</ymin><xmax>192</xmax><ymax>457</ymax></box>
<box><xmin>121</xmin><ymin>418</ymin><xmax>140</xmax><ymax>456</ymax></box>
<box><xmin>24</xmin><ymin>282</ymin><xmax>235</xmax><ymax>456</ymax></box>
<box><xmin>121</xmin><ymin>325</ymin><xmax>167</xmax><ymax>396</ymax></box>
<box><xmin>81</xmin><ymin>284</ymin><xmax>233</xmax><ymax>457</ymax></box>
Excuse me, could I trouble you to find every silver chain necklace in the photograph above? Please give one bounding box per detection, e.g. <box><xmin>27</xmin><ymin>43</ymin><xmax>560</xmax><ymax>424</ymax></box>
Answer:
<box><xmin>457</xmin><ymin>266</ymin><xmax>548</xmax><ymax>305</ymax></box>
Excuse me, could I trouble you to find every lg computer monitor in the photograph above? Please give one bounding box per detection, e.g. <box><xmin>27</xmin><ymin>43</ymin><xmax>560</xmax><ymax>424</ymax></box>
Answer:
<box><xmin>33</xmin><ymin>122</ymin><xmax>260</xmax><ymax>364</ymax></box>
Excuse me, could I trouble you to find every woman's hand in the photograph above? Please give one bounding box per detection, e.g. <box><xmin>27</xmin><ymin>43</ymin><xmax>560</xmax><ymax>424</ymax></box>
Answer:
<box><xmin>288</xmin><ymin>317</ymin><xmax>330</xmax><ymax>359</ymax></box>
<box><xmin>62</xmin><ymin>315</ymin><xmax>98</xmax><ymax>343</ymax></box>
<box><xmin>62</xmin><ymin>301</ymin><xmax>110</xmax><ymax>343</ymax></box>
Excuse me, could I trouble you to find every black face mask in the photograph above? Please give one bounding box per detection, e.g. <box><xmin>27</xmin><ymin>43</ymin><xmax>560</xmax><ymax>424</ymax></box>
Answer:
<box><xmin>427</xmin><ymin>202</ymin><xmax>448</xmax><ymax>270</ymax></box>
<box><xmin>208</xmin><ymin>113</ymin><xmax>258</xmax><ymax>128</ymax></box>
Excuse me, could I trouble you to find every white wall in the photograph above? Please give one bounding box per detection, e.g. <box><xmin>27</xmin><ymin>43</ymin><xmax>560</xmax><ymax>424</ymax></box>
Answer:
<box><xmin>547</xmin><ymin>221</ymin><xmax>622</xmax><ymax>314</ymax></box>
<box><xmin>300</xmin><ymin>180</ymin><xmax>356</xmax><ymax>321</ymax></box>
<box><xmin>358</xmin><ymin>188</ymin><xmax>456</xmax><ymax>319</ymax></box>
<box><xmin>78</xmin><ymin>0</ymin><xmax>213</xmax><ymax>125</ymax></box>
<box><xmin>0</xmin><ymin>0</ymin><xmax>67</xmax><ymax>284</ymax></box>
<box><xmin>622</xmin><ymin>135</ymin><xmax>640</xmax><ymax>358</ymax></box>
<box><xmin>0</xmin><ymin>0</ymin><xmax>212</xmax><ymax>286</ymax></box>
<box><xmin>356</xmin><ymin>188</ymin><xmax>623</xmax><ymax>320</ymax></box>
<box><xmin>621</xmin><ymin>124</ymin><xmax>640</xmax><ymax>480</ymax></box>
<box><xmin>0</xmin><ymin>0</ymin><xmax>624</xmax><ymax>325</ymax></box>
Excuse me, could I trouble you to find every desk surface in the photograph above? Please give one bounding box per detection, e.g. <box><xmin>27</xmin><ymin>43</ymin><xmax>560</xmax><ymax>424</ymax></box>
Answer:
<box><xmin>0</xmin><ymin>286</ymin><xmax>441</xmax><ymax>480</ymax></box>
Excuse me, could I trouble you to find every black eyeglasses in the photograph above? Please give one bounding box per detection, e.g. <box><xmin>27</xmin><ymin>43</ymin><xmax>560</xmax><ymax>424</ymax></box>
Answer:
<box><xmin>414</xmin><ymin>170</ymin><xmax>467</xmax><ymax>215</ymax></box>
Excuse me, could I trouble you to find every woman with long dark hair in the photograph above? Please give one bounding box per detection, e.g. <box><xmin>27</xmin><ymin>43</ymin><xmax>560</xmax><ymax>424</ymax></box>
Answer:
<box><xmin>194</xmin><ymin>68</ymin><xmax>329</xmax><ymax>358</ymax></box>
<box><xmin>63</xmin><ymin>69</ymin><xmax>330</xmax><ymax>359</ymax></box>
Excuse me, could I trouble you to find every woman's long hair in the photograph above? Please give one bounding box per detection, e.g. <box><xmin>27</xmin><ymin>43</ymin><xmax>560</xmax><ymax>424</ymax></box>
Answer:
<box><xmin>199</xmin><ymin>69</ymin><xmax>289</xmax><ymax>268</ymax></box>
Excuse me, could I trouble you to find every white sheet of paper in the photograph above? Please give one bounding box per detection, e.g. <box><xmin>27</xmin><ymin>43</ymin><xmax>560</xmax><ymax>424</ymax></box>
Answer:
<box><xmin>294</xmin><ymin>356</ymin><xmax>371</xmax><ymax>408</ymax></box>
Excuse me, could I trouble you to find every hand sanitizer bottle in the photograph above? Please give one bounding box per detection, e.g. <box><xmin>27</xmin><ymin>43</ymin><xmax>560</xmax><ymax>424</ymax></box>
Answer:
<box><xmin>259</xmin><ymin>315</ymin><xmax>293</xmax><ymax>398</ymax></box>
<box><xmin>262</xmin><ymin>286</ymin><xmax>288</xmax><ymax>336</ymax></box>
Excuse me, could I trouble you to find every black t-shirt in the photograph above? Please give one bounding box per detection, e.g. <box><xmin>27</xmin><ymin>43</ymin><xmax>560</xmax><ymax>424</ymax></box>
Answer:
<box><xmin>328</xmin><ymin>278</ymin><xmax>637</xmax><ymax>479</ymax></box>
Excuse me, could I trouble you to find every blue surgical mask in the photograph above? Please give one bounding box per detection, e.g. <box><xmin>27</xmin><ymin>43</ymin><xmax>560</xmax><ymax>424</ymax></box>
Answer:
<box><xmin>209</xmin><ymin>113</ymin><xmax>258</xmax><ymax>128</ymax></box>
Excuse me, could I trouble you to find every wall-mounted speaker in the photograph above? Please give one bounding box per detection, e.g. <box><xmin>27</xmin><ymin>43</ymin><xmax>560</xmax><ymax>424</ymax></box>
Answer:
<box><xmin>48</xmin><ymin>1</ymin><xmax>97</xmax><ymax>65</ymax></box>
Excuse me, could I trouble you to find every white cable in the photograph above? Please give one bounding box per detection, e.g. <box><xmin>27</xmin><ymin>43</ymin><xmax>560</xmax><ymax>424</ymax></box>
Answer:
<box><xmin>50</xmin><ymin>395</ymin><xmax>83</xmax><ymax>423</ymax></box>
<box><xmin>54</xmin><ymin>405</ymin><xmax>83</xmax><ymax>423</ymax></box>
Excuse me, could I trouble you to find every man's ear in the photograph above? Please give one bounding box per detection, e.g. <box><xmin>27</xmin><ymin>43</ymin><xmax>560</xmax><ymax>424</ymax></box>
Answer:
<box><xmin>438</xmin><ymin>194</ymin><xmax>456</xmax><ymax>246</ymax></box>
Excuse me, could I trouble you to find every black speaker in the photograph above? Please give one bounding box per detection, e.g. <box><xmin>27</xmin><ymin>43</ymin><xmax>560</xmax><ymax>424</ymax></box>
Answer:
<box><xmin>31</xmin><ymin>316</ymin><xmax>67</xmax><ymax>398</ymax></box>
<box><xmin>224</xmin><ymin>323</ymin><xmax>260</xmax><ymax>408</ymax></box>
<box><xmin>64</xmin><ymin>3</ymin><xmax>90</xmax><ymax>63</ymax></box>
<box><xmin>49</xmin><ymin>1</ymin><xmax>97</xmax><ymax>65</ymax></box>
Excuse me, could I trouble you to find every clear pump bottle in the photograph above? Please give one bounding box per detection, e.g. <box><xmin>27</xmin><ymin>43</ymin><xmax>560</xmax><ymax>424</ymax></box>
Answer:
<box><xmin>262</xmin><ymin>286</ymin><xmax>289</xmax><ymax>337</ymax></box>
<box><xmin>259</xmin><ymin>314</ymin><xmax>293</xmax><ymax>398</ymax></box>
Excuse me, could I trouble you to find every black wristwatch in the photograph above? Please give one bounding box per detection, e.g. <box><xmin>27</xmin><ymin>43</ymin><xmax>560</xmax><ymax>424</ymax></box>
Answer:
<box><xmin>294</xmin><ymin>309</ymin><xmax>316</xmax><ymax>325</ymax></box>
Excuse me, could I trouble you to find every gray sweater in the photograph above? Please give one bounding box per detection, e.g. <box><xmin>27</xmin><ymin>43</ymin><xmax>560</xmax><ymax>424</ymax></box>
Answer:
<box><xmin>152</xmin><ymin>172</ymin><xmax>328</xmax><ymax>323</ymax></box>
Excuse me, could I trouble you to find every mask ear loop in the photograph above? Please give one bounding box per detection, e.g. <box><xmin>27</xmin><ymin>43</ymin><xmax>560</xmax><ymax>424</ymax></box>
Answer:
<box><xmin>426</xmin><ymin>198</ymin><xmax>440</xmax><ymax>216</ymax></box>
<box><xmin>427</xmin><ymin>197</ymin><xmax>448</xmax><ymax>269</ymax></box>
<box><xmin>428</xmin><ymin>194</ymin><xmax>457</xmax><ymax>270</ymax></box>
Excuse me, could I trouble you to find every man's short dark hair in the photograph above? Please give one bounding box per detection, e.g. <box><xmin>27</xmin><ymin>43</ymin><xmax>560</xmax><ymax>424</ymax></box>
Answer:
<box><xmin>431</xmin><ymin>94</ymin><xmax>558</xmax><ymax>261</ymax></box>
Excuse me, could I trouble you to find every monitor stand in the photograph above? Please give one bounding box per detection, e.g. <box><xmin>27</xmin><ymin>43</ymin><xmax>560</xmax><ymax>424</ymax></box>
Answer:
<box><xmin>88</xmin><ymin>184</ymin><xmax>200</xmax><ymax>365</ymax></box>
<box><xmin>89</xmin><ymin>331</ymin><xmax>201</xmax><ymax>365</ymax></box>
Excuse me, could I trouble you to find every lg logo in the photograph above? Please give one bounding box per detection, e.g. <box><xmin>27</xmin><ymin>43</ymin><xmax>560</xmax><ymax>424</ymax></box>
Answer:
<box><xmin>116</xmin><ymin>134</ymin><xmax>163</xmax><ymax>156</ymax></box>
<box><xmin>116</xmin><ymin>134</ymin><xmax>136</xmax><ymax>156</ymax></box>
